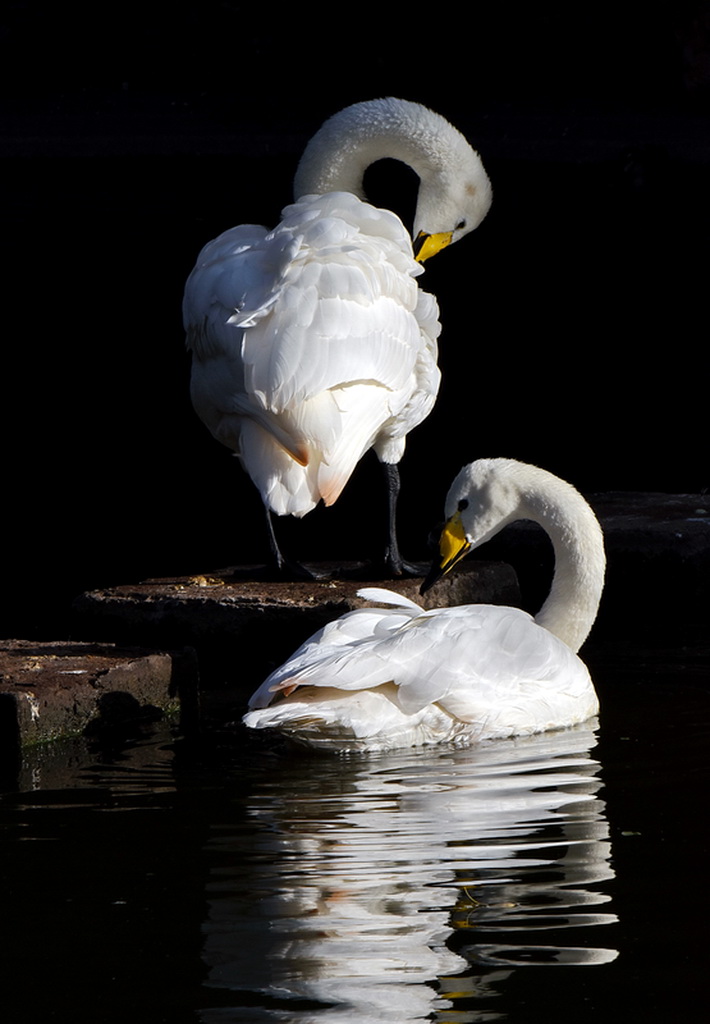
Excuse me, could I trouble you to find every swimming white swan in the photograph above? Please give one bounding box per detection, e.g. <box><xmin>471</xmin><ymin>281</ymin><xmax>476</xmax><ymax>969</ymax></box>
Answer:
<box><xmin>184</xmin><ymin>98</ymin><xmax>492</xmax><ymax>575</ymax></box>
<box><xmin>243</xmin><ymin>459</ymin><xmax>606</xmax><ymax>752</ymax></box>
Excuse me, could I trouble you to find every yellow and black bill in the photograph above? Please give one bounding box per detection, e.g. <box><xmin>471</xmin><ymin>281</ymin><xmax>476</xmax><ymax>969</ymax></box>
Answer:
<box><xmin>420</xmin><ymin>510</ymin><xmax>472</xmax><ymax>594</ymax></box>
<box><xmin>413</xmin><ymin>230</ymin><xmax>454</xmax><ymax>263</ymax></box>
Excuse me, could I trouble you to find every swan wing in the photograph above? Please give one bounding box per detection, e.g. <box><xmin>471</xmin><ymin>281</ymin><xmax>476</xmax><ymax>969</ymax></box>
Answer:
<box><xmin>247</xmin><ymin>600</ymin><xmax>421</xmax><ymax>709</ymax></box>
<box><xmin>248</xmin><ymin>604</ymin><xmax>596</xmax><ymax>740</ymax></box>
<box><xmin>184</xmin><ymin>224</ymin><xmax>299</xmax><ymax>353</ymax></box>
<box><xmin>387</xmin><ymin>606</ymin><xmax>597</xmax><ymax>736</ymax></box>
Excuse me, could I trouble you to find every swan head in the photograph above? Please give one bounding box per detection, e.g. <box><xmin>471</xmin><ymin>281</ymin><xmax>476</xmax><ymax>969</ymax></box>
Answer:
<box><xmin>421</xmin><ymin>458</ymin><xmax>605</xmax><ymax>651</ymax></box>
<box><xmin>412</xmin><ymin>145</ymin><xmax>493</xmax><ymax>262</ymax></box>
<box><xmin>293</xmin><ymin>97</ymin><xmax>492</xmax><ymax>264</ymax></box>
<box><xmin>421</xmin><ymin>458</ymin><xmax>529</xmax><ymax>592</ymax></box>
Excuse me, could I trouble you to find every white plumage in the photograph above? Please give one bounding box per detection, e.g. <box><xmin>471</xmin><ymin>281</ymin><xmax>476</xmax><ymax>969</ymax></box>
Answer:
<box><xmin>186</xmin><ymin>192</ymin><xmax>440</xmax><ymax>516</ymax></box>
<box><xmin>243</xmin><ymin>459</ymin><xmax>606</xmax><ymax>752</ymax></box>
<box><xmin>183</xmin><ymin>98</ymin><xmax>491</xmax><ymax>573</ymax></box>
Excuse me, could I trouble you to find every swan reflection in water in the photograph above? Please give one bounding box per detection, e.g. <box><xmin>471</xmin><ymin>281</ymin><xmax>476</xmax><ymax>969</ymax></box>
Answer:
<box><xmin>201</xmin><ymin>721</ymin><xmax>618</xmax><ymax>1022</ymax></box>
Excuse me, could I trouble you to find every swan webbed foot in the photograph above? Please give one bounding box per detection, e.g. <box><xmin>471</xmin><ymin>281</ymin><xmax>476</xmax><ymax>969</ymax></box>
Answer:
<box><xmin>262</xmin><ymin>508</ymin><xmax>330</xmax><ymax>581</ymax></box>
<box><xmin>336</xmin><ymin>555</ymin><xmax>426</xmax><ymax>581</ymax></box>
<box><xmin>384</xmin><ymin>550</ymin><xmax>429</xmax><ymax>579</ymax></box>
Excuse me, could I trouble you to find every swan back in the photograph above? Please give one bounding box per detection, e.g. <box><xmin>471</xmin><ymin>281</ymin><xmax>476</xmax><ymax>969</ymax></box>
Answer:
<box><xmin>442</xmin><ymin>459</ymin><xmax>606</xmax><ymax>652</ymax></box>
<box><xmin>293</xmin><ymin>98</ymin><xmax>492</xmax><ymax>247</ymax></box>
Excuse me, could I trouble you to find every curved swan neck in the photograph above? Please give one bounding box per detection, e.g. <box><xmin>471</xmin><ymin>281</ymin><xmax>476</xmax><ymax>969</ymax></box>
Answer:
<box><xmin>520</xmin><ymin>472</ymin><xmax>606</xmax><ymax>653</ymax></box>
<box><xmin>293</xmin><ymin>97</ymin><xmax>472</xmax><ymax>201</ymax></box>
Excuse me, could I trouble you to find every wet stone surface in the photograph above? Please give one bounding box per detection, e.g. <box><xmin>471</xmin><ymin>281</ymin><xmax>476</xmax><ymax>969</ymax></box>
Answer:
<box><xmin>0</xmin><ymin>640</ymin><xmax>198</xmax><ymax>751</ymax></box>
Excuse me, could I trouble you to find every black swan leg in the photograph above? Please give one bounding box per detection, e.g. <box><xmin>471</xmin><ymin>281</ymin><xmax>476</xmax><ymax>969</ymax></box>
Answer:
<box><xmin>382</xmin><ymin>462</ymin><xmax>427</xmax><ymax>578</ymax></box>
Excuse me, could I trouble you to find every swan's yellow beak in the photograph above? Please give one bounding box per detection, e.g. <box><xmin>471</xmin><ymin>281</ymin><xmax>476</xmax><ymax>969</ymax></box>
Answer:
<box><xmin>420</xmin><ymin>510</ymin><xmax>472</xmax><ymax>594</ymax></box>
<box><xmin>413</xmin><ymin>230</ymin><xmax>453</xmax><ymax>263</ymax></box>
<box><xmin>438</xmin><ymin>510</ymin><xmax>472</xmax><ymax>571</ymax></box>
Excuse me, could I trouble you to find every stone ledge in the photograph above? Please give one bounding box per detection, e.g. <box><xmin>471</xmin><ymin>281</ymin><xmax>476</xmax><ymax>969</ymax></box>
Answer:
<box><xmin>0</xmin><ymin>641</ymin><xmax>198</xmax><ymax>749</ymax></box>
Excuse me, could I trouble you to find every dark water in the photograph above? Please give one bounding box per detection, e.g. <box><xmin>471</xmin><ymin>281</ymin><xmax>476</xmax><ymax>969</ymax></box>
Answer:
<box><xmin>1</xmin><ymin>649</ymin><xmax>707</xmax><ymax>1023</ymax></box>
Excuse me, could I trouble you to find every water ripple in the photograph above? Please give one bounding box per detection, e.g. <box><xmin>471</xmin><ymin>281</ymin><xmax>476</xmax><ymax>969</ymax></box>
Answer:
<box><xmin>201</xmin><ymin>720</ymin><xmax>617</xmax><ymax>1022</ymax></box>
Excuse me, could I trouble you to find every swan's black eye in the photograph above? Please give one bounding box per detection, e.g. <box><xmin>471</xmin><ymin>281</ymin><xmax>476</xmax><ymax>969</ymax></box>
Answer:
<box><xmin>457</xmin><ymin>498</ymin><xmax>469</xmax><ymax>511</ymax></box>
<box><xmin>455</xmin><ymin>219</ymin><xmax>467</xmax><ymax>231</ymax></box>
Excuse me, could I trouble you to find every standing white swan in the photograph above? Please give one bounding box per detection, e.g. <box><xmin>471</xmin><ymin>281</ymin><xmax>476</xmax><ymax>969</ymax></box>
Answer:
<box><xmin>184</xmin><ymin>98</ymin><xmax>492</xmax><ymax>576</ymax></box>
<box><xmin>243</xmin><ymin>459</ymin><xmax>606</xmax><ymax>752</ymax></box>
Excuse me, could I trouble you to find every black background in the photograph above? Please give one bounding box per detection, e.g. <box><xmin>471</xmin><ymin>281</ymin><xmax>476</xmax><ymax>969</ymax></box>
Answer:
<box><xmin>3</xmin><ymin>1</ymin><xmax>708</xmax><ymax>635</ymax></box>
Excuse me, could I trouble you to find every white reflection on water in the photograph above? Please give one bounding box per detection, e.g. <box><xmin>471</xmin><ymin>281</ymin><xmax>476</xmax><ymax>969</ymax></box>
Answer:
<box><xmin>201</xmin><ymin>720</ymin><xmax>617</xmax><ymax>1022</ymax></box>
